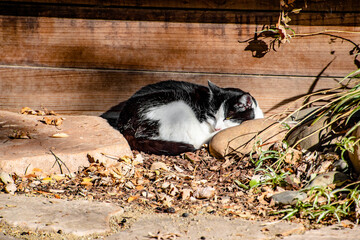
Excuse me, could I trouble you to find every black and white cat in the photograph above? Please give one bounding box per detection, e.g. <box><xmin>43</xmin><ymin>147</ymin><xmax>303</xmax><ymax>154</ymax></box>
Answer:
<box><xmin>117</xmin><ymin>80</ymin><xmax>263</xmax><ymax>155</ymax></box>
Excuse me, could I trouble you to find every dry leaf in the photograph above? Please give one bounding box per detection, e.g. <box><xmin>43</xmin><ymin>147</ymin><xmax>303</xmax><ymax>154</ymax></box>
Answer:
<box><xmin>133</xmin><ymin>154</ymin><xmax>144</xmax><ymax>165</ymax></box>
<box><xmin>41</xmin><ymin>177</ymin><xmax>53</xmax><ymax>183</ymax></box>
<box><xmin>127</xmin><ymin>195</ymin><xmax>139</xmax><ymax>203</ymax></box>
<box><xmin>341</xmin><ymin>220</ymin><xmax>354</xmax><ymax>229</ymax></box>
<box><xmin>41</xmin><ymin>117</ymin><xmax>53</xmax><ymax>125</ymax></box>
<box><xmin>20</xmin><ymin>107</ymin><xmax>45</xmax><ymax>116</ymax></box>
<box><xmin>292</xmin><ymin>8</ymin><xmax>302</xmax><ymax>14</ymax></box>
<box><xmin>51</xmin><ymin>133</ymin><xmax>69</xmax><ymax>138</ymax></box>
<box><xmin>4</xmin><ymin>183</ymin><xmax>17</xmax><ymax>194</ymax></box>
<box><xmin>148</xmin><ymin>231</ymin><xmax>181</xmax><ymax>239</ymax></box>
<box><xmin>184</xmin><ymin>152</ymin><xmax>200</xmax><ymax>162</ymax></box>
<box><xmin>40</xmin><ymin>117</ymin><xmax>64</xmax><ymax>126</ymax></box>
<box><xmin>21</xmin><ymin>107</ymin><xmax>57</xmax><ymax>116</ymax></box>
<box><xmin>150</xmin><ymin>162</ymin><xmax>168</xmax><ymax>171</ymax></box>
<box><xmin>9</xmin><ymin>130</ymin><xmax>31</xmax><ymax>139</ymax></box>
<box><xmin>109</xmin><ymin>162</ymin><xmax>135</xmax><ymax>179</ymax></box>
<box><xmin>168</xmin><ymin>184</ymin><xmax>179</xmax><ymax>196</ymax></box>
<box><xmin>52</xmin><ymin>174</ymin><xmax>66</xmax><ymax>181</ymax></box>
<box><xmin>0</xmin><ymin>172</ymin><xmax>14</xmax><ymax>185</ymax></box>
<box><xmin>81</xmin><ymin>177</ymin><xmax>93</xmax><ymax>186</ymax></box>
<box><xmin>174</xmin><ymin>164</ymin><xmax>184</xmax><ymax>173</ymax></box>
<box><xmin>87</xmin><ymin>154</ymin><xmax>96</xmax><ymax>164</ymax></box>
<box><xmin>284</xmin><ymin>148</ymin><xmax>302</xmax><ymax>164</ymax></box>
<box><xmin>193</xmin><ymin>186</ymin><xmax>215</xmax><ymax>199</ymax></box>
<box><xmin>25</xmin><ymin>173</ymin><xmax>37</xmax><ymax>179</ymax></box>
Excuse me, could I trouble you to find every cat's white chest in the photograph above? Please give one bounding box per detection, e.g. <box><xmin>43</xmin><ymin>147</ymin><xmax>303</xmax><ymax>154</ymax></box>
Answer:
<box><xmin>144</xmin><ymin>101</ymin><xmax>214</xmax><ymax>149</ymax></box>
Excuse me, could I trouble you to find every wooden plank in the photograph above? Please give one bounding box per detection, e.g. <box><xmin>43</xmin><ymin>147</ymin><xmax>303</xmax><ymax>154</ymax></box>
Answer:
<box><xmin>4</xmin><ymin>0</ymin><xmax>360</xmax><ymax>13</ymax></box>
<box><xmin>1</xmin><ymin>0</ymin><xmax>280</xmax><ymax>11</ymax></box>
<box><xmin>0</xmin><ymin>2</ymin><xmax>359</xmax><ymax>25</ymax></box>
<box><xmin>0</xmin><ymin>66</ymin><xmax>343</xmax><ymax>116</ymax></box>
<box><xmin>0</xmin><ymin>15</ymin><xmax>359</xmax><ymax>77</ymax></box>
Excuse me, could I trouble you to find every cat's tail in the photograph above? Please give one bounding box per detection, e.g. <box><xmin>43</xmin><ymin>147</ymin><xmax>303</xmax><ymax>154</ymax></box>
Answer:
<box><xmin>123</xmin><ymin>135</ymin><xmax>196</xmax><ymax>156</ymax></box>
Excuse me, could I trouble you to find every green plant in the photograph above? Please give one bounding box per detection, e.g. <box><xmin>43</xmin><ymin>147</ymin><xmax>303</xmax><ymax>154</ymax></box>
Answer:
<box><xmin>336</xmin><ymin>136</ymin><xmax>360</xmax><ymax>161</ymax></box>
<box><xmin>274</xmin><ymin>183</ymin><xmax>360</xmax><ymax>223</ymax></box>
<box><xmin>285</xmin><ymin>68</ymin><xmax>360</xmax><ymax>149</ymax></box>
<box><xmin>249</xmin><ymin>142</ymin><xmax>291</xmax><ymax>189</ymax></box>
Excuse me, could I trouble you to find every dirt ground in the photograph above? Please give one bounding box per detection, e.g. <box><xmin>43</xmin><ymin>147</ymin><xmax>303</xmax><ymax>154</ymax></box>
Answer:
<box><xmin>2</xmin><ymin>144</ymin><xmax>356</xmax><ymax>240</ymax></box>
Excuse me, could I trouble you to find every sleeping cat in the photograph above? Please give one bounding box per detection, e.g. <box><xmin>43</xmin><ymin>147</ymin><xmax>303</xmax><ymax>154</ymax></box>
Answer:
<box><xmin>117</xmin><ymin>80</ymin><xmax>263</xmax><ymax>155</ymax></box>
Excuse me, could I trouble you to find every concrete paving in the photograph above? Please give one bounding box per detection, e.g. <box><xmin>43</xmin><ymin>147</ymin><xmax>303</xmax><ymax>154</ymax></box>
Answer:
<box><xmin>0</xmin><ymin>111</ymin><xmax>132</xmax><ymax>174</ymax></box>
<box><xmin>0</xmin><ymin>194</ymin><xmax>124</xmax><ymax>237</ymax></box>
<box><xmin>0</xmin><ymin>193</ymin><xmax>358</xmax><ymax>240</ymax></box>
<box><xmin>106</xmin><ymin>212</ymin><xmax>305</xmax><ymax>240</ymax></box>
<box><xmin>283</xmin><ymin>224</ymin><xmax>360</xmax><ymax>240</ymax></box>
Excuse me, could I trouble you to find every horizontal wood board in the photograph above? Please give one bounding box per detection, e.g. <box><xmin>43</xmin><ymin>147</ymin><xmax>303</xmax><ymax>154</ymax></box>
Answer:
<box><xmin>0</xmin><ymin>66</ymin><xmax>344</xmax><ymax>116</ymax></box>
<box><xmin>0</xmin><ymin>2</ymin><xmax>359</xmax><ymax>25</ymax></box>
<box><xmin>0</xmin><ymin>16</ymin><xmax>359</xmax><ymax>77</ymax></box>
<box><xmin>4</xmin><ymin>0</ymin><xmax>360</xmax><ymax>13</ymax></box>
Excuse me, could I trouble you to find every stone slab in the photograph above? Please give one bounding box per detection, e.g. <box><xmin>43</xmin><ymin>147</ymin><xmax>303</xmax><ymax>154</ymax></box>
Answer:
<box><xmin>0</xmin><ymin>194</ymin><xmax>124</xmax><ymax>237</ymax></box>
<box><xmin>0</xmin><ymin>193</ymin><xmax>359</xmax><ymax>240</ymax></box>
<box><xmin>283</xmin><ymin>224</ymin><xmax>360</xmax><ymax>240</ymax></box>
<box><xmin>106</xmin><ymin>213</ymin><xmax>305</xmax><ymax>240</ymax></box>
<box><xmin>0</xmin><ymin>110</ymin><xmax>132</xmax><ymax>174</ymax></box>
<box><xmin>209</xmin><ymin>119</ymin><xmax>287</xmax><ymax>158</ymax></box>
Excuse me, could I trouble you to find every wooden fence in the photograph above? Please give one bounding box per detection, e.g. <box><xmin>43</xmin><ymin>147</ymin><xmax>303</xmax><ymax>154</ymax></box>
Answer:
<box><xmin>1</xmin><ymin>0</ymin><xmax>359</xmax><ymax>117</ymax></box>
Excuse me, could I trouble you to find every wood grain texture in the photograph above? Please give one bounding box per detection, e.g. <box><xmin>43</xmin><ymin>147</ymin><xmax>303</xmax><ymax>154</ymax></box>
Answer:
<box><xmin>0</xmin><ymin>2</ymin><xmax>359</xmax><ymax>25</ymax></box>
<box><xmin>0</xmin><ymin>15</ymin><xmax>359</xmax><ymax>77</ymax></box>
<box><xmin>1</xmin><ymin>1</ymin><xmax>359</xmax><ymax>117</ymax></box>
<box><xmin>0</xmin><ymin>66</ymin><xmax>343</xmax><ymax>116</ymax></box>
<box><xmin>4</xmin><ymin>0</ymin><xmax>360</xmax><ymax>13</ymax></box>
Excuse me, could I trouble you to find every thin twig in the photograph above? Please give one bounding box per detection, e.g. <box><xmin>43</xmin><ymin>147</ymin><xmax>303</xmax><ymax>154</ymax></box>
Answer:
<box><xmin>50</xmin><ymin>150</ymin><xmax>71</xmax><ymax>174</ymax></box>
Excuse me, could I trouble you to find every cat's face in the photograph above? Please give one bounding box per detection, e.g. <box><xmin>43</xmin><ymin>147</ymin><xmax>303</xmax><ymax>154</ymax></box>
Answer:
<box><xmin>208</xmin><ymin>81</ymin><xmax>264</xmax><ymax>131</ymax></box>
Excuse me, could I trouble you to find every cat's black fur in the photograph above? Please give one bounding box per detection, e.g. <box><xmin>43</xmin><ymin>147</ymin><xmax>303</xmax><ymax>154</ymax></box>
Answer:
<box><xmin>117</xmin><ymin>80</ymin><xmax>262</xmax><ymax>155</ymax></box>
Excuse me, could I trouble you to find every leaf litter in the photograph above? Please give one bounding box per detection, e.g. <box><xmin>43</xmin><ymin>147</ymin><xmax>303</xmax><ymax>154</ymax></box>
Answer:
<box><xmin>3</xmin><ymin>142</ymin><xmax>357</xmax><ymax>231</ymax></box>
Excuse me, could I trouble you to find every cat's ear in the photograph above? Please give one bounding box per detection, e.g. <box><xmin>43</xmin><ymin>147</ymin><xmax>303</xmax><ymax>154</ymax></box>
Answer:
<box><xmin>235</xmin><ymin>94</ymin><xmax>253</xmax><ymax>111</ymax></box>
<box><xmin>208</xmin><ymin>81</ymin><xmax>221</xmax><ymax>94</ymax></box>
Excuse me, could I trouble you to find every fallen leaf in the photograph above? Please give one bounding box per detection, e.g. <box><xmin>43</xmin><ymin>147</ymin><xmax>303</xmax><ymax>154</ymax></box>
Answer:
<box><xmin>341</xmin><ymin>220</ymin><xmax>354</xmax><ymax>229</ymax></box>
<box><xmin>5</xmin><ymin>204</ymin><xmax>17</xmax><ymax>208</ymax></box>
<box><xmin>127</xmin><ymin>195</ymin><xmax>139</xmax><ymax>203</ymax></box>
<box><xmin>291</xmin><ymin>8</ymin><xmax>302</xmax><ymax>14</ymax></box>
<box><xmin>174</xmin><ymin>164</ymin><xmax>184</xmax><ymax>172</ymax></box>
<box><xmin>81</xmin><ymin>177</ymin><xmax>93</xmax><ymax>186</ymax></box>
<box><xmin>9</xmin><ymin>130</ymin><xmax>31</xmax><ymax>139</ymax></box>
<box><xmin>20</xmin><ymin>107</ymin><xmax>45</xmax><ymax>116</ymax></box>
<box><xmin>40</xmin><ymin>117</ymin><xmax>64</xmax><ymax>126</ymax></box>
<box><xmin>193</xmin><ymin>186</ymin><xmax>215</xmax><ymax>199</ymax></box>
<box><xmin>20</xmin><ymin>107</ymin><xmax>33</xmax><ymax>114</ymax></box>
<box><xmin>4</xmin><ymin>183</ymin><xmax>17</xmax><ymax>195</ymax></box>
<box><xmin>0</xmin><ymin>172</ymin><xmax>14</xmax><ymax>185</ymax></box>
<box><xmin>184</xmin><ymin>152</ymin><xmax>200</xmax><ymax>162</ymax></box>
<box><xmin>41</xmin><ymin>117</ymin><xmax>53</xmax><ymax>125</ymax></box>
<box><xmin>25</xmin><ymin>174</ymin><xmax>37</xmax><ymax>179</ymax></box>
<box><xmin>109</xmin><ymin>162</ymin><xmax>135</xmax><ymax>178</ymax></box>
<box><xmin>150</xmin><ymin>162</ymin><xmax>168</xmax><ymax>171</ymax></box>
<box><xmin>133</xmin><ymin>154</ymin><xmax>144</xmax><ymax>165</ymax></box>
<box><xmin>168</xmin><ymin>184</ymin><xmax>179</xmax><ymax>196</ymax></box>
<box><xmin>148</xmin><ymin>231</ymin><xmax>181</xmax><ymax>239</ymax></box>
<box><xmin>51</xmin><ymin>133</ymin><xmax>69</xmax><ymax>138</ymax></box>
<box><xmin>284</xmin><ymin>148</ymin><xmax>302</xmax><ymax>165</ymax></box>
<box><xmin>41</xmin><ymin>177</ymin><xmax>53</xmax><ymax>183</ymax></box>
